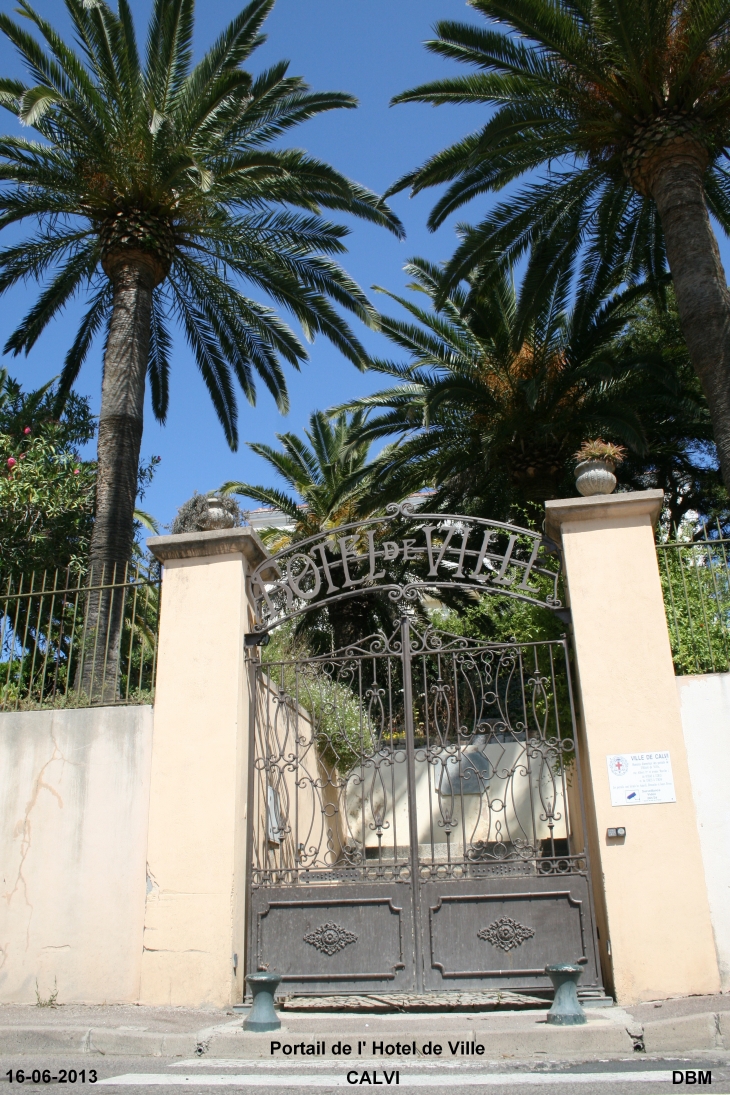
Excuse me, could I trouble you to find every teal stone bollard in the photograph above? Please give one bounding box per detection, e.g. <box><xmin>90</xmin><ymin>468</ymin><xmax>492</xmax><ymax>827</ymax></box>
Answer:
<box><xmin>545</xmin><ymin>963</ymin><xmax>587</xmax><ymax>1026</ymax></box>
<box><xmin>243</xmin><ymin>972</ymin><xmax>282</xmax><ymax>1032</ymax></box>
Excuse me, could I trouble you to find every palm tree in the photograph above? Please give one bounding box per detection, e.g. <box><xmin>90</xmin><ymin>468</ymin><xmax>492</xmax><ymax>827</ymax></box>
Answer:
<box><xmin>341</xmin><ymin>259</ymin><xmax>704</xmax><ymax>521</ymax></box>
<box><xmin>616</xmin><ymin>294</ymin><xmax>728</xmax><ymax>530</ymax></box>
<box><xmin>388</xmin><ymin>0</ymin><xmax>730</xmax><ymax>492</ymax></box>
<box><xmin>220</xmin><ymin>409</ymin><xmax>391</xmax><ymax>649</ymax></box>
<box><xmin>222</xmin><ymin>408</ymin><xmax>371</xmax><ymax>546</ymax></box>
<box><xmin>0</xmin><ymin>0</ymin><xmax>403</xmax><ymax>585</ymax></box>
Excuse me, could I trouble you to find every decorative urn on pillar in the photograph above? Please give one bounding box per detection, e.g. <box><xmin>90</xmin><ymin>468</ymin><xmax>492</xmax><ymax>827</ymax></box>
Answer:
<box><xmin>200</xmin><ymin>494</ymin><xmax>236</xmax><ymax>531</ymax></box>
<box><xmin>573</xmin><ymin>440</ymin><xmax>627</xmax><ymax>497</ymax></box>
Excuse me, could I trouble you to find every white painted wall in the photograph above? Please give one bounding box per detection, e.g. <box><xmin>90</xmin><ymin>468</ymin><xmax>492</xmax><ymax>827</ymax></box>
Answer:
<box><xmin>345</xmin><ymin>745</ymin><xmax>569</xmax><ymax>856</ymax></box>
<box><xmin>0</xmin><ymin>705</ymin><xmax>153</xmax><ymax>1004</ymax></box>
<box><xmin>677</xmin><ymin>673</ymin><xmax>730</xmax><ymax>992</ymax></box>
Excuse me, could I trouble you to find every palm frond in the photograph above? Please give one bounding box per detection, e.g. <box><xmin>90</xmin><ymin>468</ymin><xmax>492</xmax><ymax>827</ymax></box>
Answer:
<box><xmin>0</xmin><ymin>0</ymin><xmax>401</xmax><ymax>459</ymax></box>
<box><xmin>54</xmin><ymin>282</ymin><xmax>112</xmax><ymax>409</ymax></box>
<box><xmin>148</xmin><ymin>291</ymin><xmax>171</xmax><ymax>423</ymax></box>
<box><xmin>220</xmin><ymin>480</ymin><xmax>302</xmax><ymax>522</ymax></box>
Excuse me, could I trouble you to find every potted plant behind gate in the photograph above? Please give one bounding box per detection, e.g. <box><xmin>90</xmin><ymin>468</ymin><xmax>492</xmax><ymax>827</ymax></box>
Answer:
<box><xmin>573</xmin><ymin>440</ymin><xmax>627</xmax><ymax>497</ymax></box>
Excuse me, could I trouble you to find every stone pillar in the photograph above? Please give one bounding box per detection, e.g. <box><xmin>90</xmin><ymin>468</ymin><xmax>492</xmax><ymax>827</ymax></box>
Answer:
<box><xmin>139</xmin><ymin>529</ymin><xmax>270</xmax><ymax>1007</ymax></box>
<box><xmin>545</xmin><ymin>490</ymin><xmax>720</xmax><ymax>1005</ymax></box>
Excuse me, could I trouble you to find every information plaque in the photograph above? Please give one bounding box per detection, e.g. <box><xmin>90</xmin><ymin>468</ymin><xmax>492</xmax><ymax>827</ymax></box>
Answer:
<box><xmin>606</xmin><ymin>751</ymin><xmax>676</xmax><ymax>806</ymax></box>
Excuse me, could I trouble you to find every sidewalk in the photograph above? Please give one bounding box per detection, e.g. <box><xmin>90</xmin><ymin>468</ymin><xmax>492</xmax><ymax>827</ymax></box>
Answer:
<box><xmin>0</xmin><ymin>994</ymin><xmax>729</xmax><ymax>1059</ymax></box>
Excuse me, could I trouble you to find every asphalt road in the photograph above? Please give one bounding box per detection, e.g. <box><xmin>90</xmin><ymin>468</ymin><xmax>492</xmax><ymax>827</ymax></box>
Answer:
<box><xmin>1</xmin><ymin>1056</ymin><xmax>729</xmax><ymax>1094</ymax></box>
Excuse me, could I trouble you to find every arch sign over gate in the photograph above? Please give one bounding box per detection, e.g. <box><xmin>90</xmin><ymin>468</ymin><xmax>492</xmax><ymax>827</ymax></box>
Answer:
<box><xmin>249</xmin><ymin>503</ymin><xmax>563</xmax><ymax>635</ymax></box>
<box><xmin>246</xmin><ymin>504</ymin><xmax>603</xmax><ymax>1000</ymax></box>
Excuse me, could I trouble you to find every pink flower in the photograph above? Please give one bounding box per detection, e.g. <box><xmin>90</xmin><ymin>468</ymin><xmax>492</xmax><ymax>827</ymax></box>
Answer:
<box><xmin>73</xmin><ymin>468</ymin><xmax>80</xmax><ymax>475</ymax></box>
<box><xmin>7</xmin><ymin>457</ymin><xmax>16</xmax><ymax>468</ymax></box>
<box><xmin>23</xmin><ymin>426</ymin><xmax>31</xmax><ymax>435</ymax></box>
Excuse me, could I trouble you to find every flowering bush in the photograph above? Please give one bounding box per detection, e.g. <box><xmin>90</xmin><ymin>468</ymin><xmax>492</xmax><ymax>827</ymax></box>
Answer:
<box><xmin>0</xmin><ymin>426</ymin><xmax>94</xmax><ymax>576</ymax></box>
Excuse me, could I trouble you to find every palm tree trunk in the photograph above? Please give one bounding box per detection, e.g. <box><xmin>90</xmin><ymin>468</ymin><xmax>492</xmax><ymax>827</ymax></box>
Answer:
<box><xmin>79</xmin><ymin>259</ymin><xmax>154</xmax><ymax>699</ymax></box>
<box><xmin>650</xmin><ymin>156</ymin><xmax>730</xmax><ymax>493</ymax></box>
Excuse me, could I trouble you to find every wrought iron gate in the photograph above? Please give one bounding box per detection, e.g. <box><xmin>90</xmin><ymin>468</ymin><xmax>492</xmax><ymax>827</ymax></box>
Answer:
<box><xmin>246</xmin><ymin>507</ymin><xmax>601</xmax><ymax>997</ymax></box>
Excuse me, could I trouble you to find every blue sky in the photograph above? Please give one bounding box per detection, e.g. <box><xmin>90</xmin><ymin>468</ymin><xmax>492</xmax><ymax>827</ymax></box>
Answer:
<box><xmin>0</xmin><ymin>0</ymin><xmax>488</xmax><ymax>529</ymax></box>
<box><xmin>2</xmin><ymin>0</ymin><xmax>730</xmax><ymax>533</ymax></box>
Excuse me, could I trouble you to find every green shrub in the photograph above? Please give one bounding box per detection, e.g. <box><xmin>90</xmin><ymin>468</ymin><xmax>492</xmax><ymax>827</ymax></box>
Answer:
<box><xmin>261</xmin><ymin>626</ymin><xmax>373</xmax><ymax>772</ymax></box>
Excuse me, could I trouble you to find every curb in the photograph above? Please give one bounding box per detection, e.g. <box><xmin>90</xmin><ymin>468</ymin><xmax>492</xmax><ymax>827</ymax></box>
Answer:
<box><xmin>0</xmin><ymin>1011</ymin><xmax>727</xmax><ymax>1058</ymax></box>
<box><xmin>642</xmin><ymin>1012</ymin><xmax>728</xmax><ymax>1053</ymax></box>
<box><xmin>0</xmin><ymin>1028</ymin><xmax>200</xmax><ymax>1058</ymax></box>
<box><xmin>205</xmin><ymin>1025</ymin><xmax>635</xmax><ymax>1059</ymax></box>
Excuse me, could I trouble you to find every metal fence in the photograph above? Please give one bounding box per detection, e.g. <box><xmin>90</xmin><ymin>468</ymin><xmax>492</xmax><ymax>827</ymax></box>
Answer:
<box><xmin>0</xmin><ymin>563</ymin><xmax>160</xmax><ymax>712</ymax></box>
<box><xmin>658</xmin><ymin>524</ymin><xmax>730</xmax><ymax>675</ymax></box>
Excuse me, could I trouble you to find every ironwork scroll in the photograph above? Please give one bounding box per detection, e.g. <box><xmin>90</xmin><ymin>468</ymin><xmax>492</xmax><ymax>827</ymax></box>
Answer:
<box><xmin>249</xmin><ymin>503</ymin><xmax>562</xmax><ymax>634</ymax></box>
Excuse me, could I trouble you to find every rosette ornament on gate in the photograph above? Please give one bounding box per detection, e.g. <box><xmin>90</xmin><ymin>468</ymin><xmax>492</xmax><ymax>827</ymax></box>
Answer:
<box><xmin>303</xmin><ymin>922</ymin><xmax>358</xmax><ymax>956</ymax></box>
<box><xmin>478</xmin><ymin>916</ymin><xmax>535</xmax><ymax>951</ymax></box>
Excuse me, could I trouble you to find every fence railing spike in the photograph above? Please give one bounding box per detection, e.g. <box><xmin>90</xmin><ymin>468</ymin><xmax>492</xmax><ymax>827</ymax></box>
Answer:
<box><xmin>0</xmin><ymin>563</ymin><xmax>160</xmax><ymax>712</ymax></box>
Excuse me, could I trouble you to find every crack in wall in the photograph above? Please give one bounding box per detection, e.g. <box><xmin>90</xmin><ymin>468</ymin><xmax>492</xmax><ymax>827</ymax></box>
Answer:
<box><xmin>142</xmin><ymin>948</ymin><xmax>209</xmax><ymax>953</ymax></box>
<box><xmin>146</xmin><ymin>865</ymin><xmax>160</xmax><ymax>897</ymax></box>
<box><xmin>714</xmin><ymin>1011</ymin><xmax>724</xmax><ymax>1048</ymax></box>
<box><xmin>3</xmin><ymin>719</ymin><xmax>68</xmax><ymax>952</ymax></box>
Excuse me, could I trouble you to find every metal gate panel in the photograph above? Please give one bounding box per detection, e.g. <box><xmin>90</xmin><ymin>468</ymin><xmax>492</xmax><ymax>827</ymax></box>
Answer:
<box><xmin>247</xmin><ymin>616</ymin><xmax>602</xmax><ymax>998</ymax></box>
<box><xmin>422</xmin><ymin>874</ymin><xmax>600</xmax><ymax>992</ymax></box>
<box><xmin>250</xmin><ymin>884</ymin><xmax>416</xmax><ymax>994</ymax></box>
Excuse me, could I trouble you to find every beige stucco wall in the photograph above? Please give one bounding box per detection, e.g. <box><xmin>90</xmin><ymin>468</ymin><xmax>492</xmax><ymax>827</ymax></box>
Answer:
<box><xmin>546</xmin><ymin>492</ymin><xmax>720</xmax><ymax>1004</ymax></box>
<box><xmin>0</xmin><ymin>705</ymin><xmax>152</xmax><ymax>1003</ymax></box>
<box><xmin>140</xmin><ymin>529</ymin><xmax>269</xmax><ymax>1008</ymax></box>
